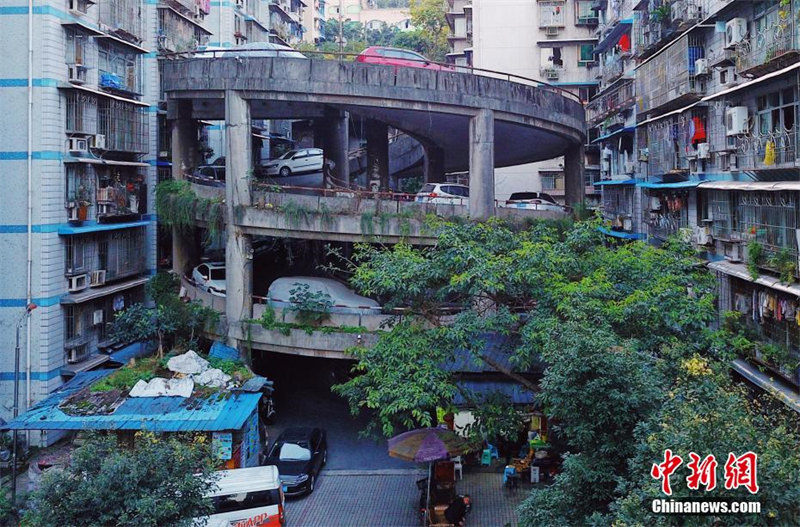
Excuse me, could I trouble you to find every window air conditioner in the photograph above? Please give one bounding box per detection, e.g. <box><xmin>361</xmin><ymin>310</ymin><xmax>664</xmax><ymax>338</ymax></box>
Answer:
<box><xmin>93</xmin><ymin>309</ymin><xmax>104</xmax><ymax>325</ymax></box>
<box><xmin>67</xmin><ymin>345</ymin><xmax>89</xmax><ymax>364</ymax></box>
<box><xmin>91</xmin><ymin>134</ymin><xmax>106</xmax><ymax>149</ymax></box>
<box><xmin>67</xmin><ymin>64</ymin><xmax>87</xmax><ymax>84</ymax></box>
<box><xmin>694</xmin><ymin>58</ymin><xmax>709</xmax><ymax>76</ymax></box>
<box><xmin>697</xmin><ymin>142</ymin><xmax>711</xmax><ymax>159</ymax></box>
<box><xmin>725</xmin><ymin>106</ymin><xmax>749</xmax><ymax>136</ymax></box>
<box><xmin>724</xmin><ymin>241</ymin><xmax>744</xmax><ymax>262</ymax></box>
<box><xmin>90</xmin><ymin>269</ymin><xmax>107</xmax><ymax>287</ymax></box>
<box><xmin>68</xmin><ymin>273</ymin><xmax>88</xmax><ymax>292</ymax></box>
<box><xmin>725</xmin><ymin>18</ymin><xmax>747</xmax><ymax>49</ymax></box>
<box><xmin>68</xmin><ymin>137</ymin><xmax>88</xmax><ymax>153</ymax></box>
<box><xmin>545</xmin><ymin>26</ymin><xmax>560</xmax><ymax>36</ymax></box>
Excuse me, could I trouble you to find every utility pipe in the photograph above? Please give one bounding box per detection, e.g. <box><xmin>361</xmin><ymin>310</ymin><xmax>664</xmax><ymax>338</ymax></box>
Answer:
<box><xmin>25</xmin><ymin>0</ymin><xmax>33</xmax><ymax>423</ymax></box>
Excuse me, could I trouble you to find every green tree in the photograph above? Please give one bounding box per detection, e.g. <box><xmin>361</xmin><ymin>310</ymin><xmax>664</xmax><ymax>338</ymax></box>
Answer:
<box><xmin>22</xmin><ymin>433</ymin><xmax>217</xmax><ymax>527</ymax></box>
<box><xmin>408</xmin><ymin>0</ymin><xmax>449</xmax><ymax>61</ymax></box>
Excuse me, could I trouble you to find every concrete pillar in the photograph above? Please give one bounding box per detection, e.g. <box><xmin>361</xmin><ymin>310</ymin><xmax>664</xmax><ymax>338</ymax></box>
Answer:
<box><xmin>325</xmin><ymin>111</ymin><xmax>350</xmax><ymax>186</ymax></box>
<box><xmin>423</xmin><ymin>143</ymin><xmax>445</xmax><ymax>184</ymax></box>
<box><xmin>365</xmin><ymin>119</ymin><xmax>389</xmax><ymax>191</ymax></box>
<box><xmin>170</xmin><ymin>100</ymin><xmax>197</xmax><ymax>276</ymax></box>
<box><xmin>468</xmin><ymin>109</ymin><xmax>495</xmax><ymax>220</ymax></box>
<box><xmin>224</xmin><ymin>91</ymin><xmax>253</xmax><ymax>340</ymax></box>
<box><xmin>564</xmin><ymin>143</ymin><xmax>585</xmax><ymax>208</ymax></box>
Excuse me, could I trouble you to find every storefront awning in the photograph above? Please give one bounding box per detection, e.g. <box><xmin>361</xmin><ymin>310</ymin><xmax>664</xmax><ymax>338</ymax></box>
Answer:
<box><xmin>638</xmin><ymin>181</ymin><xmax>699</xmax><ymax>189</ymax></box>
<box><xmin>592</xmin><ymin>126</ymin><xmax>635</xmax><ymax>143</ymax></box>
<box><xmin>698</xmin><ymin>181</ymin><xmax>800</xmax><ymax>191</ymax></box>
<box><xmin>594</xmin><ymin>179</ymin><xmax>636</xmax><ymax>186</ymax></box>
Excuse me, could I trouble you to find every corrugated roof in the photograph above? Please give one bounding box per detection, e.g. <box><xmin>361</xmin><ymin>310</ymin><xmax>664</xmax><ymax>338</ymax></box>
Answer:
<box><xmin>108</xmin><ymin>341</ymin><xmax>152</xmax><ymax>365</ymax></box>
<box><xmin>453</xmin><ymin>379</ymin><xmax>536</xmax><ymax>406</ymax></box>
<box><xmin>444</xmin><ymin>334</ymin><xmax>523</xmax><ymax>373</ymax></box>
<box><xmin>4</xmin><ymin>378</ymin><xmax>262</xmax><ymax>432</ymax></box>
<box><xmin>698</xmin><ymin>181</ymin><xmax>800</xmax><ymax>191</ymax></box>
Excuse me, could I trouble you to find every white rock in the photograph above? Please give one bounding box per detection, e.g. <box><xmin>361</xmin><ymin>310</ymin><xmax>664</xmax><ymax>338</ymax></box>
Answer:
<box><xmin>193</xmin><ymin>368</ymin><xmax>232</xmax><ymax>388</ymax></box>
<box><xmin>128</xmin><ymin>377</ymin><xmax>194</xmax><ymax>398</ymax></box>
<box><xmin>166</xmin><ymin>350</ymin><xmax>209</xmax><ymax>375</ymax></box>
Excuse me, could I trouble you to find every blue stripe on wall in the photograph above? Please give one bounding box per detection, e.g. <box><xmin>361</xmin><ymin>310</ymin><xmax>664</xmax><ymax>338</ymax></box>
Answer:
<box><xmin>0</xmin><ymin>78</ymin><xmax>60</xmax><ymax>88</ymax></box>
<box><xmin>0</xmin><ymin>296</ymin><xmax>63</xmax><ymax>308</ymax></box>
<box><xmin>0</xmin><ymin>151</ymin><xmax>63</xmax><ymax>161</ymax></box>
<box><xmin>1</xmin><ymin>217</ymin><xmax>155</xmax><ymax>234</ymax></box>
<box><xmin>0</xmin><ymin>368</ymin><xmax>64</xmax><ymax>382</ymax></box>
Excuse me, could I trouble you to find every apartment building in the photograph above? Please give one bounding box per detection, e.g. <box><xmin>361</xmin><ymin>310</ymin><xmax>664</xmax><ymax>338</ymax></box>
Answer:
<box><xmin>0</xmin><ymin>0</ymin><xmax>211</xmax><ymax>431</ymax></box>
<box><xmin>270</xmin><ymin>0</ymin><xmax>306</xmax><ymax>46</ymax></box>
<box><xmin>445</xmin><ymin>0</ymin><xmax>601</xmax><ymax>204</ymax></box>
<box><xmin>303</xmin><ymin>0</ymin><xmax>327</xmax><ymax>43</ymax></box>
<box><xmin>591</xmin><ymin>0</ymin><xmax>800</xmax><ymax>407</ymax></box>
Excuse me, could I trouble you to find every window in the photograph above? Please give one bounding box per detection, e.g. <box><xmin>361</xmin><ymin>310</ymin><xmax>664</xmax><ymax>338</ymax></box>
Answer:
<box><xmin>212</xmin><ymin>490</ymin><xmax>282</xmax><ymax>514</ymax></box>
<box><xmin>98</xmin><ymin>42</ymin><xmax>141</xmax><ymax>94</ymax></box>
<box><xmin>541</xmin><ymin>47</ymin><xmax>563</xmax><ymax>67</ymax></box>
<box><xmin>539</xmin><ymin>1</ymin><xmax>566</xmax><ymax>27</ymax></box>
<box><xmin>579</xmin><ymin>44</ymin><xmax>595</xmax><ymax>66</ymax></box>
<box><xmin>575</xmin><ymin>0</ymin><xmax>596</xmax><ymax>24</ymax></box>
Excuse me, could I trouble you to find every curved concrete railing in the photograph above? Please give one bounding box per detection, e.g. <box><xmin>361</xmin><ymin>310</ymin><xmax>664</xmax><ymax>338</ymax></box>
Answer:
<box><xmin>189</xmin><ymin>182</ymin><xmax>568</xmax><ymax>243</ymax></box>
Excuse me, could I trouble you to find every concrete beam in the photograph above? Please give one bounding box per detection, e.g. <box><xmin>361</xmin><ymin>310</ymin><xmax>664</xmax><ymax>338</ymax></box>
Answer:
<box><xmin>225</xmin><ymin>91</ymin><xmax>253</xmax><ymax>343</ymax></box>
<box><xmin>423</xmin><ymin>142</ymin><xmax>446</xmax><ymax>184</ymax></box>
<box><xmin>564</xmin><ymin>143</ymin><xmax>585</xmax><ymax>207</ymax></box>
<box><xmin>469</xmin><ymin>109</ymin><xmax>495</xmax><ymax>220</ymax></box>
<box><xmin>365</xmin><ymin>119</ymin><xmax>389</xmax><ymax>191</ymax></box>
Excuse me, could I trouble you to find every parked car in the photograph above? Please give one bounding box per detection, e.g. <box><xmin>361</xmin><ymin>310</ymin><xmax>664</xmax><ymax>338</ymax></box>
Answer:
<box><xmin>263</xmin><ymin>148</ymin><xmax>324</xmax><ymax>178</ymax></box>
<box><xmin>415</xmin><ymin>183</ymin><xmax>469</xmax><ymax>205</ymax></box>
<box><xmin>502</xmin><ymin>191</ymin><xmax>570</xmax><ymax>213</ymax></box>
<box><xmin>266</xmin><ymin>276</ymin><xmax>380</xmax><ymax>313</ymax></box>
<box><xmin>193</xmin><ymin>41</ymin><xmax>305</xmax><ymax>59</ymax></box>
<box><xmin>356</xmin><ymin>46</ymin><xmax>454</xmax><ymax>71</ymax></box>
<box><xmin>263</xmin><ymin>427</ymin><xmax>327</xmax><ymax>497</ymax></box>
<box><xmin>192</xmin><ymin>262</ymin><xmax>226</xmax><ymax>297</ymax></box>
<box><xmin>198</xmin><ymin>466</ymin><xmax>286</xmax><ymax>526</ymax></box>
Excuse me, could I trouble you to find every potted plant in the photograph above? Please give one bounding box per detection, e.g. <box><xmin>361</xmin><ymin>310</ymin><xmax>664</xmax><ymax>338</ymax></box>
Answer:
<box><xmin>76</xmin><ymin>184</ymin><xmax>92</xmax><ymax>221</ymax></box>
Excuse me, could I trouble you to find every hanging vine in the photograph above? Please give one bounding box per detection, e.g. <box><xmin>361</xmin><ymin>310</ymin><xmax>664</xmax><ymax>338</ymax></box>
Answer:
<box><xmin>155</xmin><ymin>180</ymin><xmax>225</xmax><ymax>243</ymax></box>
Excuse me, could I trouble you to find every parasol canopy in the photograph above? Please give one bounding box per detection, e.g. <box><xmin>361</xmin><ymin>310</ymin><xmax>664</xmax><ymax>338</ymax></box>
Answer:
<box><xmin>388</xmin><ymin>427</ymin><xmax>473</xmax><ymax>463</ymax></box>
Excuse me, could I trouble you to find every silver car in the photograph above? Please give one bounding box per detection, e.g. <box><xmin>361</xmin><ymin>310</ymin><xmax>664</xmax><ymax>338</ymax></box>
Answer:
<box><xmin>414</xmin><ymin>183</ymin><xmax>469</xmax><ymax>205</ymax></box>
<box><xmin>263</xmin><ymin>148</ymin><xmax>324</xmax><ymax>178</ymax></box>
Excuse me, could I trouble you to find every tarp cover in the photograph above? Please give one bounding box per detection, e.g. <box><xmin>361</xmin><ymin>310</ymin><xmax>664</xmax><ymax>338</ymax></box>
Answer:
<box><xmin>267</xmin><ymin>276</ymin><xmax>380</xmax><ymax>309</ymax></box>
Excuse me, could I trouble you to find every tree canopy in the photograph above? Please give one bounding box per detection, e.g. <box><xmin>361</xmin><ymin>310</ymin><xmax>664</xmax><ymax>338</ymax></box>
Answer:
<box><xmin>333</xmin><ymin>216</ymin><xmax>800</xmax><ymax>525</ymax></box>
<box><xmin>22</xmin><ymin>433</ymin><xmax>217</xmax><ymax>527</ymax></box>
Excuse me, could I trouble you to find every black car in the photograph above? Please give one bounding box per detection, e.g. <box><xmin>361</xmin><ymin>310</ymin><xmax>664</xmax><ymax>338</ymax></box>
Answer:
<box><xmin>263</xmin><ymin>427</ymin><xmax>327</xmax><ymax>496</ymax></box>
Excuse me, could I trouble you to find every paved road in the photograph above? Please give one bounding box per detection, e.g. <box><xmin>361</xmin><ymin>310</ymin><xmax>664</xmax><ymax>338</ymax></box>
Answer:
<box><xmin>285</xmin><ymin>470</ymin><xmax>525</xmax><ymax>527</ymax></box>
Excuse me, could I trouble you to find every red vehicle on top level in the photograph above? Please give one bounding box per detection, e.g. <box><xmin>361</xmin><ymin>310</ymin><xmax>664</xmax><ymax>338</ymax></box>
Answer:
<box><xmin>356</xmin><ymin>46</ymin><xmax>455</xmax><ymax>71</ymax></box>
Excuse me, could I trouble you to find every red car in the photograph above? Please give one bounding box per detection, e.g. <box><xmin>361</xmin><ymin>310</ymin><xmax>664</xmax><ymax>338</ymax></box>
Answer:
<box><xmin>356</xmin><ymin>46</ymin><xmax>454</xmax><ymax>71</ymax></box>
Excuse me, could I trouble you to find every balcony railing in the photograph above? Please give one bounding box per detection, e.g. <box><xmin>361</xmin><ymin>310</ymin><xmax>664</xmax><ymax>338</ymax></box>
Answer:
<box><xmin>600</xmin><ymin>56</ymin><xmax>625</xmax><ymax>86</ymax></box>
<box><xmin>736</xmin><ymin>23</ymin><xmax>800</xmax><ymax>78</ymax></box>
<box><xmin>96</xmin><ymin>182</ymin><xmax>147</xmax><ymax>222</ymax></box>
<box><xmin>586</xmin><ymin>80</ymin><xmax>634</xmax><ymax>125</ymax></box>
<box><xmin>736</xmin><ymin>128</ymin><xmax>800</xmax><ymax>171</ymax></box>
<box><xmin>637</xmin><ymin>35</ymin><xmax>705</xmax><ymax>113</ymax></box>
<box><xmin>99</xmin><ymin>0</ymin><xmax>143</xmax><ymax>43</ymax></box>
<box><xmin>97</xmin><ymin>100</ymin><xmax>149</xmax><ymax>153</ymax></box>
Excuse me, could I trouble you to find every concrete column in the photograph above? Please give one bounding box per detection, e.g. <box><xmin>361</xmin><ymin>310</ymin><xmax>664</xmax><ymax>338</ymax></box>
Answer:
<box><xmin>468</xmin><ymin>109</ymin><xmax>495</xmax><ymax>220</ymax></box>
<box><xmin>365</xmin><ymin>119</ymin><xmax>389</xmax><ymax>191</ymax></box>
<box><xmin>423</xmin><ymin>143</ymin><xmax>445</xmax><ymax>184</ymax></box>
<box><xmin>170</xmin><ymin>100</ymin><xmax>197</xmax><ymax>276</ymax></box>
<box><xmin>564</xmin><ymin>143</ymin><xmax>585</xmax><ymax>208</ymax></box>
<box><xmin>326</xmin><ymin>111</ymin><xmax>350</xmax><ymax>186</ymax></box>
<box><xmin>224</xmin><ymin>91</ymin><xmax>253</xmax><ymax>341</ymax></box>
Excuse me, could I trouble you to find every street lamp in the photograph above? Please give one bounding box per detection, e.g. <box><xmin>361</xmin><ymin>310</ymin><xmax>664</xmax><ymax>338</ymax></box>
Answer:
<box><xmin>11</xmin><ymin>302</ymin><xmax>36</xmax><ymax>506</ymax></box>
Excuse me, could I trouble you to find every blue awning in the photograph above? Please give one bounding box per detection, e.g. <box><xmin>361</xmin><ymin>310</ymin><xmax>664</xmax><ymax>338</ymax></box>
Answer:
<box><xmin>594</xmin><ymin>18</ymin><xmax>633</xmax><ymax>54</ymax></box>
<box><xmin>58</xmin><ymin>220</ymin><xmax>150</xmax><ymax>235</ymax></box>
<box><xmin>453</xmin><ymin>379</ymin><xmax>536</xmax><ymax>406</ymax></box>
<box><xmin>592</xmin><ymin>126</ymin><xmax>635</xmax><ymax>143</ymax></box>
<box><xmin>594</xmin><ymin>179</ymin><xmax>636</xmax><ymax>186</ymax></box>
<box><xmin>638</xmin><ymin>181</ymin><xmax>700</xmax><ymax>189</ymax></box>
<box><xmin>598</xmin><ymin>227</ymin><xmax>646</xmax><ymax>240</ymax></box>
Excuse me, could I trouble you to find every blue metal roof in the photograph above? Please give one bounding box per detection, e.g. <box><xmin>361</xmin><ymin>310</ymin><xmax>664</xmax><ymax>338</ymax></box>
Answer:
<box><xmin>444</xmin><ymin>333</ymin><xmax>524</xmax><ymax>373</ymax></box>
<box><xmin>57</xmin><ymin>220</ymin><xmax>150</xmax><ymax>235</ymax></box>
<box><xmin>453</xmin><ymin>379</ymin><xmax>536</xmax><ymax>406</ymax></box>
<box><xmin>108</xmin><ymin>341</ymin><xmax>152</xmax><ymax>365</ymax></box>
<box><xmin>4</xmin><ymin>378</ymin><xmax>262</xmax><ymax>432</ymax></box>
<box><xmin>593</xmin><ymin>179</ymin><xmax>636</xmax><ymax>186</ymax></box>
<box><xmin>638</xmin><ymin>181</ymin><xmax>699</xmax><ymax>189</ymax></box>
<box><xmin>598</xmin><ymin>227</ymin><xmax>646</xmax><ymax>240</ymax></box>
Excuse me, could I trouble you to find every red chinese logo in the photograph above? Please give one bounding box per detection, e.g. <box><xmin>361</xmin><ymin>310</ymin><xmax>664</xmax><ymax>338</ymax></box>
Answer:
<box><xmin>724</xmin><ymin>451</ymin><xmax>759</xmax><ymax>494</ymax></box>
<box><xmin>651</xmin><ymin>449</ymin><xmax>683</xmax><ymax>495</ymax></box>
<box><xmin>686</xmin><ymin>452</ymin><xmax>718</xmax><ymax>491</ymax></box>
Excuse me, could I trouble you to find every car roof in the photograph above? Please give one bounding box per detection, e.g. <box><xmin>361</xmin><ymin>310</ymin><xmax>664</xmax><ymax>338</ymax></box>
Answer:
<box><xmin>277</xmin><ymin>427</ymin><xmax>317</xmax><ymax>441</ymax></box>
<box><xmin>361</xmin><ymin>46</ymin><xmax>425</xmax><ymax>56</ymax></box>
<box><xmin>205</xmin><ymin>466</ymin><xmax>280</xmax><ymax>497</ymax></box>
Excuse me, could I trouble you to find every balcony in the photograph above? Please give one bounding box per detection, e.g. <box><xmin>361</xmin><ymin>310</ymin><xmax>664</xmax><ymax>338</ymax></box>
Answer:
<box><xmin>96</xmin><ymin>182</ymin><xmax>147</xmax><ymax>223</ymax></box>
<box><xmin>736</xmin><ymin>24</ymin><xmax>800</xmax><ymax>79</ymax></box>
<box><xmin>157</xmin><ymin>5</ymin><xmax>212</xmax><ymax>53</ymax></box>
<box><xmin>637</xmin><ymin>34</ymin><xmax>706</xmax><ymax>114</ymax></box>
<box><xmin>586</xmin><ymin>80</ymin><xmax>634</xmax><ymax>126</ymax></box>
<box><xmin>735</xmin><ymin>128</ymin><xmax>800</xmax><ymax>172</ymax></box>
<box><xmin>600</xmin><ymin>56</ymin><xmax>625</xmax><ymax>85</ymax></box>
<box><xmin>99</xmin><ymin>0</ymin><xmax>143</xmax><ymax>44</ymax></box>
<box><xmin>97</xmin><ymin>100</ymin><xmax>149</xmax><ymax>153</ymax></box>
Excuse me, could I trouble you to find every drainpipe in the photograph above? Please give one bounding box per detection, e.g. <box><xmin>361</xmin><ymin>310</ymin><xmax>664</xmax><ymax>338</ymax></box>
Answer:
<box><xmin>25</xmin><ymin>0</ymin><xmax>33</xmax><ymax>419</ymax></box>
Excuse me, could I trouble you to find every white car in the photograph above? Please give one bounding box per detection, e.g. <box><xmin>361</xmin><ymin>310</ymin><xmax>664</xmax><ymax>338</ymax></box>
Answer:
<box><xmin>502</xmin><ymin>192</ymin><xmax>570</xmax><ymax>213</ymax></box>
<box><xmin>414</xmin><ymin>183</ymin><xmax>469</xmax><ymax>205</ymax></box>
<box><xmin>263</xmin><ymin>148</ymin><xmax>324</xmax><ymax>178</ymax></box>
<box><xmin>266</xmin><ymin>276</ymin><xmax>380</xmax><ymax>313</ymax></box>
<box><xmin>195</xmin><ymin>42</ymin><xmax>306</xmax><ymax>59</ymax></box>
<box><xmin>192</xmin><ymin>262</ymin><xmax>226</xmax><ymax>297</ymax></box>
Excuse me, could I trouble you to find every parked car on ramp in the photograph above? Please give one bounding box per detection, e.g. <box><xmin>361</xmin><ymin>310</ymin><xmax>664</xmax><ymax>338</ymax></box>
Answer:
<box><xmin>263</xmin><ymin>148</ymin><xmax>324</xmax><ymax>178</ymax></box>
<box><xmin>266</xmin><ymin>276</ymin><xmax>380</xmax><ymax>313</ymax></box>
<box><xmin>192</xmin><ymin>262</ymin><xmax>226</xmax><ymax>297</ymax></box>
<box><xmin>415</xmin><ymin>183</ymin><xmax>469</xmax><ymax>205</ymax></box>
<box><xmin>356</xmin><ymin>46</ymin><xmax>454</xmax><ymax>71</ymax></box>
<box><xmin>502</xmin><ymin>191</ymin><xmax>570</xmax><ymax>213</ymax></box>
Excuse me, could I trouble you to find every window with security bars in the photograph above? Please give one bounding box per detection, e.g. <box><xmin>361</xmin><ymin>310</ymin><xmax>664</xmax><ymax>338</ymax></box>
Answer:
<box><xmin>643</xmin><ymin>189</ymin><xmax>690</xmax><ymax>240</ymax></box>
<box><xmin>706</xmin><ymin>190</ymin><xmax>734</xmax><ymax>240</ymax></box>
<box><xmin>66</xmin><ymin>91</ymin><xmax>98</xmax><ymax>135</ymax></box>
<box><xmin>736</xmin><ymin>191</ymin><xmax>797</xmax><ymax>261</ymax></box>
<box><xmin>98</xmin><ymin>41</ymin><xmax>142</xmax><ymax>94</ymax></box>
<box><xmin>98</xmin><ymin>99</ymin><xmax>149</xmax><ymax>153</ymax></box>
<box><xmin>539</xmin><ymin>1</ymin><xmax>566</xmax><ymax>27</ymax></box>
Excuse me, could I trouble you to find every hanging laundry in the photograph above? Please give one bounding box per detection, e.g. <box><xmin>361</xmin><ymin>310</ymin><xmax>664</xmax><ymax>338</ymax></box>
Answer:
<box><xmin>619</xmin><ymin>33</ymin><xmax>631</xmax><ymax>53</ymax></box>
<box><xmin>764</xmin><ymin>140</ymin><xmax>776</xmax><ymax>166</ymax></box>
<box><xmin>691</xmin><ymin>116</ymin><xmax>706</xmax><ymax>144</ymax></box>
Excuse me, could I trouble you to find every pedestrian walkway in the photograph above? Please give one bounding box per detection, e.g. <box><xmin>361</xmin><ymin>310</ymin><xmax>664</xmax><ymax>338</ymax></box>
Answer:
<box><xmin>285</xmin><ymin>469</ymin><xmax>526</xmax><ymax>527</ymax></box>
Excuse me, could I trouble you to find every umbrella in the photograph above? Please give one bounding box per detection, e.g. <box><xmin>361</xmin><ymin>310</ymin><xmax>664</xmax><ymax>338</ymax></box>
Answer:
<box><xmin>388</xmin><ymin>427</ymin><xmax>472</xmax><ymax>463</ymax></box>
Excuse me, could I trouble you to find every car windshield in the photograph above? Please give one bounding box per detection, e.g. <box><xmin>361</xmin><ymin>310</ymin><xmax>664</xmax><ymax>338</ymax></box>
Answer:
<box><xmin>278</xmin><ymin>442</ymin><xmax>311</xmax><ymax>461</ymax></box>
<box><xmin>509</xmin><ymin>192</ymin><xmax>540</xmax><ymax>201</ymax></box>
<box><xmin>280</xmin><ymin>150</ymin><xmax>298</xmax><ymax>159</ymax></box>
<box><xmin>209</xmin><ymin>268</ymin><xmax>226</xmax><ymax>280</ymax></box>
<box><xmin>419</xmin><ymin>184</ymin><xmax>436</xmax><ymax>193</ymax></box>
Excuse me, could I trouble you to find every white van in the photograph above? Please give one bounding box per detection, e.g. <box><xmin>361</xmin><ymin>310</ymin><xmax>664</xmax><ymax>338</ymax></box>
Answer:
<box><xmin>197</xmin><ymin>466</ymin><xmax>285</xmax><ymax>527</ymax></box>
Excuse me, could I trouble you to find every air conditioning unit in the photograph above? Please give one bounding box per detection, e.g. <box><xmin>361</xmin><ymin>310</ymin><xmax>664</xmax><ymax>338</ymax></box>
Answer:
<box><xmin>725</xmin><ymin>18</ymin><xmax>748</xmax><ymax>49</ymax></box>
<box><xmin>67</xmin><ymin>64</ymin><xmax>87</xmax><ymax>84</ymax></box>
<box><xmin>91</xmin><ymin>134</ymin><xmax>106</xmax><ymax>150</ymax></box>
<box><xmin>68</xmin><ymin>137</ymin><xmax>88</xmax><ymax>153</ymax></box>
<box><xmin>67</xmin><ymin>345</ymin><xmax>89</xmax><ymax>364</ymax></box>
<box><xmin>624</xmin><ymin>161</ymin><xmax>637</xmax><ymax>174</ymax></box>
<box><xmin>725</xmin><ymin>106</ymin><xmax>749</xmax><ymax>136</ymax></box>
<box><xmin>697</xmin><ymin>142</ymin><xmax>711</xmax><ymax>159</ymax></box>
<box><xmin>68</xmin><ymin>273</ymin><xmax>88</xmax><ymax>292</ymax></box>
<box><xmin>650</xmin><ymin>196</ymin><xmax>661</xmax><ymax>210</ymax></box>
<box><xmin>545</xmin><ymin>26</ymin><xmax>560</xmax><ymax>36</ymax></box>
<box><xmin>90</xmin><ymin>269</ymin><xmax>107</xmax><ymax>287</ymax></box>
<box><xmin>719</xmin><ymin>66</ymin><xmax>736</xmax><ymax>85</ymax></box>
<box><xmin>694</xmin><ymin>58</ymin><xmax>709</xmax><ymax>76</ymax></box>
<box><xmin>545</xmin><ymin>68</ymin><xmax>560</xmax><ymax>80</ymax></box>
<box><xmin>93</xmin><ymin>309</ymin><xmax>104</xmax><ymax>325</ymax></box>
<box><xmin>68</xmin><ymin>0</ymin><xmax>88</xmax><ymax>15</ymax></box>
<box><xmin>724</xmin><ymin>240</ymin><xmax>744</xmax><ymax>262</ymax></box>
